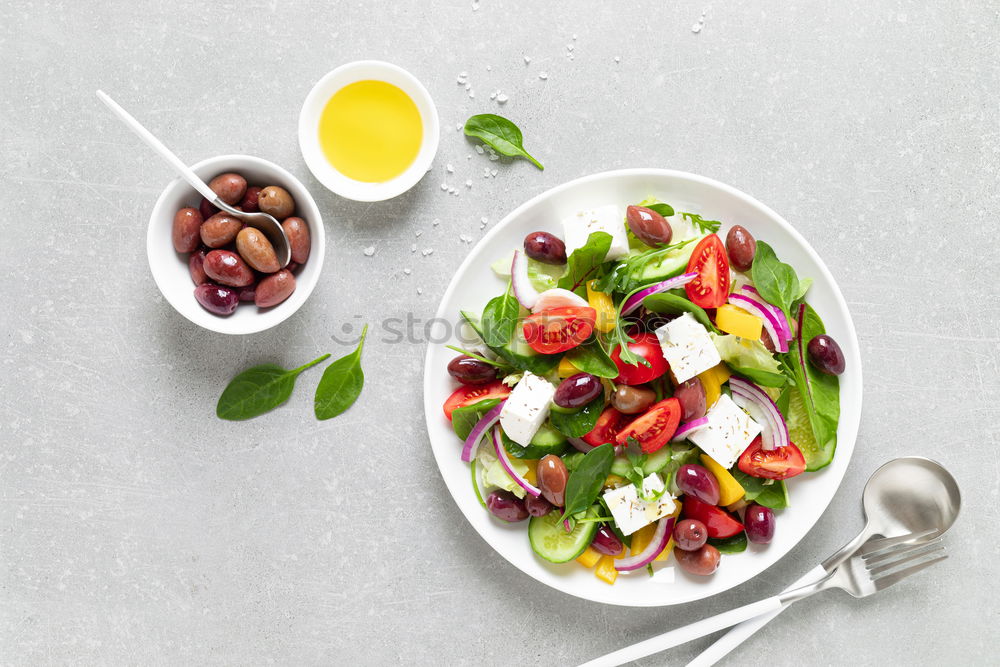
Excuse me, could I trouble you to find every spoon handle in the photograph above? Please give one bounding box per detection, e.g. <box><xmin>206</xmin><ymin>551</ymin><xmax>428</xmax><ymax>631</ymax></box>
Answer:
<box><xmin>96</xmin><ymin>90</ymin><xmax>218</xmax><ymax>202</ymax></box>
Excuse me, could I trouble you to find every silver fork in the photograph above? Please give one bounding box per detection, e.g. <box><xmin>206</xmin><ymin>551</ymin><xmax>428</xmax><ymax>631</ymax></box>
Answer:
<box><xmin>578</xmin><ymin>532</ymin><xmax>947</xmax><ymax>667</ymax></box>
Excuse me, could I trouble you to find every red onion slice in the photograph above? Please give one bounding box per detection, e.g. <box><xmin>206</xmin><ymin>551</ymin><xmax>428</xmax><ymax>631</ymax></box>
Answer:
<box><xmin>740</xmin><ymin>285</ymin><xmax>792</xmax><ymax>342</ymax></box>
<box><xmin>614</xmin><ymin>516</ymin><xmax>676</xmax><ymax>571</ymax></box>
<box><xmin>567</xmin><ymin>436</ymin><xmax>593</xmax><ymax>453</ymax></box>
<box><xmin>671</xmin><ymin>416</ymin><xmax>710</xmax><ymax>441</ymax></box>
<box><xmin>727</xmin><ymin>293</ymin><xmax>789</xmax><ymax>353</ymax></box>
<box><xmin>531</xmin><ymin>288</ymin><xmax>589</xmax><ymax>313</ymax></box>
<box><xmin>461</xmin><ymin>400</ymin><xmax>506</xmax><ymax>462</ymax></box>
<box><xmin>492</xmin><ymin>426</ymin><xmax>542</xmax><ymax>497</ymax></box>
<box><xmin>511</xmin><ymin>250</ymin><xmax>540</xmax><ymax>309</ymax></box>
<box><xmin>729</xmin><ymin>376</ymin><xmax>789</xmax><ymax>450</ymax></box>
<box><xmin>621</xmin><ymin>272</ymin><xmax>698</xmax><ymax>316</ymax></box>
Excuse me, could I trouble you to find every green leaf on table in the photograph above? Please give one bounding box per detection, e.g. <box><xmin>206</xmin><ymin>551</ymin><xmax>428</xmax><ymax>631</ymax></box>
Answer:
<box><xmin>217</xmin><ymin>353</ymin><xmax>331</xmax><ymax>421</ymax></box>
<box><xmin>557</xmin><ymin>231</ymin><xmax>613</xmax><ymax>293</ymax></box>
<box><xmin>314</xmin><ymin>325</ymin><xmax>369</xmax><ymax>420</ymax></box>
<box><xmin>559</xmin><ymin>443</ymin><xmax>615</xmax><ymax>521</ymax></box>
<box><xmin>463</xmin><ymin>113</ymin><xmax>544</xmax><ymax>170</ymax></box>
<box><xmin>480</xmin><ymin>282</ymin><xmax>519</xmax><ymax>347</ymax></box>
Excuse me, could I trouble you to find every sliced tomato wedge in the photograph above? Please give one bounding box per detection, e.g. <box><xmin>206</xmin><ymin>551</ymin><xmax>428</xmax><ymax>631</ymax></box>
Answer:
<box><xmin>442</xmin><ymin>381</ymin><xmax>511</xmax><ymax>420</ymax></box>
<box><xmin>582</xmin><ymin>406</ymin><xmax>629</xmax><ymax>447</ymax></box>
<box><xmin>522</xmin><ymin>306</ymin><xmax>596</xmax><ymax>355</ymax></box>
<box><xmin>737</xmin><ymin>436</ymin><xmax>807</xmax><ymax>480</ymax></box>
<box><xmin>682</xmin><ymin>497</ymin><xmax>744</xmax><ymax>538</ymax></box>
<box><xmin>685</xmin><ymin>234</ymin><xmax>730</xmax><ymax>309</ymax></box>
<box><xmin>611</xmin><ymin>331</ymin><xmax>669</xmax><ymax>385</ymax></box>
<box><xmin>614</xmin><ymin>398</ymin><xmax>682</xmax><ymax>454</ymax></box>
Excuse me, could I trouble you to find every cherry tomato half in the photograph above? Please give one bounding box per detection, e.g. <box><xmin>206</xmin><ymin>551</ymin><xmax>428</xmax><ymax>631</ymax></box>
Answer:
<box><xmin>522</xmin><ymin>306</ymin><xmax>596</xmax><ymax>355</ymax></box>
<box><xmin>682</xmin><ymin>497</ymin><xmax>745</xmax><ymax>538</ymax></box>
<box><xmin>611</xmin><ymin>331</ymin><xmax>669</xmax><ymax>385</ymax></box>
<box><xmin>442</xmin><ymin>381</ymin><xmax>511</xmax><ymax>420</ymax></box>
<box><xmin>615</xmin><ymin>398</ymin><xmax>682</xmax><ymax>454</ymax></box>
<box><xmin>737</xmin><ymin>436</ymin><xmax>807</xmax><ymax>480</ymax></box>
<box><xmin>685</xmin><ymin>234</ymin><xmax>731</xmax><ymax>309</ymax></box>
<box><xmin>582</xmin><ymin>406</ymin><xmax>629</xmax><ymax>447</ymax></box>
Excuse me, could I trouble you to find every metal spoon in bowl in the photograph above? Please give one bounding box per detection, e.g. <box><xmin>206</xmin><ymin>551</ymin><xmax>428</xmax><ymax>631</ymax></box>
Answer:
<box><xmin>687</xmin><ymin>456</ymin><xmax>962</xmax><ymax>667</ymax></box>
<box><xmin>95</xmin><ymin>90</ymin><xmax>291</xmax><ymax>267</ymax></box>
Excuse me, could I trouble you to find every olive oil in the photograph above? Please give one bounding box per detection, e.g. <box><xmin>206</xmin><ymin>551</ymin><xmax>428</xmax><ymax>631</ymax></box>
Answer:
<box><xmin>317</xmin><ymin>80</ymin><xmax>423</xmax><ymax>183</ymax></box>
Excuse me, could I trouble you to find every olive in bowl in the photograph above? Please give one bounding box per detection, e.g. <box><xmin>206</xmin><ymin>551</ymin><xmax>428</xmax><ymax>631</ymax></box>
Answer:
<box><xmin>147</xmin><ymin>154</ymin><xmax>325</xmax><ymax>335</ymax></box>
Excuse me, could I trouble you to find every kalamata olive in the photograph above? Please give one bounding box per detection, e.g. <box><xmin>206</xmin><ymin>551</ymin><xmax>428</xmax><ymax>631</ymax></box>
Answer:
<box><xmin>524</xmin><ymin>495</ymin><xmax>553</xmax><ymax>517</ymax></box>
<box><xmin>209</xmin><ymin>173</ymin><xmax>247</xmax><ymax>205</ymax></box>
<box><xmin>744</xmin><ymin>504</ymin><xmax>775</xmax><ymax>544</ymax></box>
<box><xmin>447</xmin><ymin>355</ymin><xmax>497</xmax><ymax>385</ymax></box>
<box><xmin>611</xmin><ymin>385</ymin><xmax>656</xmax><ymax>414</ymax></box>
<box><xmin>591</xmin><ymin>524</ymin><xmax>624</xmax><ymax>556</ymax></box>
<box><xmin>200</xmin><ymin>213</ymin><xmax>242</xmax><ymax>248</ymax></box>
<box><xmin>258</xmin><ymin>185</ymin><xmax>295</xmax><ymax>220</ymax></box>
<box><xmin>189</xmin><ymin>249</ymin><xmax>208</xmax><ymax>285</ymax></box>
<box><xmin>674</xmin><ymin>544</ymin><xmax>721</xmax><ymax>576</ymax></box>
<box><xmin>193</xmin><ymin>283</ymin><xmax>239</xmax><ymax>316</ymax></box>
<box><xmin>203</xmin><ymin>250</ymin><xmax>254</xmax><ymax>287</ymax></box>
<box><xmin>235</xmin><ymin>227</ymin><xmax>280</xmax><ymax>273</ymax></box>
<box><xmin>281</xmin><ymin>216</ymin><xmax>311</xmax><ymax>264</ymax></box>
<box><xmin>172</xmin><ymin>207</ymin><xmax>203</xmax><ymax>253</ymax></box>
<box><xmin>523</xmin><ymin>231</ymin><xmax>567</xmax><ymax>265</ymax></box>
<box><xmin>673</xmin><ymin>377</ymin><xmax>707</xmax><ymax>420</ymax></box>
<box><xmin>199</xmin><ymin>197</ymin><xmax>219</xmax><ymax>219</ymax></box>
<box><xmin>626</xmin><ymin>205</ymin><xmax>673</xmax><ymax>247</ymax></box>
<box><xmin>537</xmin><ymin>455</ymin><xmax>569</xmax><ymax>507</ymax></box>
<box><xmin>673</xmin><ymin>518</ymin><xmax>709</xmax><ymax>551</ymax></box>
<box><xmin>676</xmin><ymin>464</ymin><xmax>721</xmax><ymax>505</ymax></box>
<box><xmin>239</xmin><ymin>186</ymin><xmax>262</xmax><ymax>213</ymax></box>
<box><xmin>807</xmin><ymin>334</ymin><xmax>846</xmax><ymax>376</ymax></box>
<box><xmin>553</xmin><ymin>373</ymin><xmax>602</xmax><ymax>409</ymax></box>
<box><xmin>286</xmin><ymin>261</ymin><xmax>300</xmax><ymax>274</ymax></box>
<box><xmin>486</xmin><ymin>490</ymin><xmax>529</xmax><ymax>522</ymax></box>
<box><xmin>254</xmin><ymin>269</ymin><xmax>296</xmax><ymax>308</ymax></box>
<box><xmin>760</xmin><ymin>327</ymin><xmax>776</xmax><ymax>353</ymax></box>
<box><xmin>237</xmin><ymin>284</ymin><xmax>257</xmax><ymax>302</ymax></box>
<box><xmin>725</xmin><ymin>225</ymin><xmax>756</xmax><ymax>272</ymax></box>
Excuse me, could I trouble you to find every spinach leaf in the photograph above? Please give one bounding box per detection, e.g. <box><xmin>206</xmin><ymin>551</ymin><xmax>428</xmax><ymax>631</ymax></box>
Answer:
<box><xmin>451</xmin><ymin>398</ymin><xmax>503</xmax><ymax>441</ymax></box>
<box><xmin>680</xmin><ymin>212</ymin><xmax>722</xmax><ymax>234</ymax></box>
<box><xmin>642</xmin><ymin>292</ymin><xmax>718</xmax><ymax>332</ymax></box>
<box><xmin>708</xmin><ymin>531</ymin><xmax>748</xmax><ymax>554</ymax></box>
<box><xmin>314</xmin><ymin>325</ymin><xmax>369</xmax><ymax>420</ymax></box>
<box><xmin>549</xmin><ymin>394</ymin><xmax>605</xmax><ymax>438</ymax></box>
<box><xmin>730</xmin><ymin>366</ymin><xmax>787</xmax><ymax>388</ymax></box>
<box><xmin>561</xmin><ymin>451</ymin><xmax>585</xmax><ymax>471</ymax></box>
<box><xmin>795</xmin><ymin>277</ymin><xmax>813</xmax><ymax>301</ymax></box>
<box><xmin>731</xmin><ymin>470</ymin><xmax>789</xmax><ymax>510</ymax></box>
<box><xmin>463</xmin><ymin>113</ymin><xmax>544</xmax><ymax>170</ymax></box>
<box><xmin>217</xmin><ymin>354</ymin><xmax>330</xmax><ymax>421</ymax></box>
<box><xmin>637</xmin><ymin>197</ymin><xmax>675</xmax><ymax>217</ymax></box>
<box><xmin>751</xmin><ymin>241</ymin><xmax>801</xmax><ymax>319</ymax></box>
<box><xmin>558</xmin><ymin>231</ymin><xmax>613</xmax><ymax>293</ymax></box>
<box><xmin>560</xmin><ymin>443</ymin><xmax>615</xmax><ymax>521</ymax></box>
<box><xmin>480</xmin><ymin>282</ymin><xmax>519</xmax><ymax>347</ymax></box>
<box><xmin>565</xmin><ymin>338</ymin><xmax>618</xmax><ymax>378</ymax></box>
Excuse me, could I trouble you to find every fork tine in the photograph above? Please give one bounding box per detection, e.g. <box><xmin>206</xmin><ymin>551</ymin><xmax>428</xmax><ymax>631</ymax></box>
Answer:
<box><xmin>859</xmin><ymin>529</ymin><xmax>939</xmax><ymax>557</ymax></box>
<box><xmin>864</xmin><ymin>538</ymin><xmax>943</xmax><ymax>567</ymax></box>
<box><xmin>872</xmin><ymin>554</ymin><xmax>948</xmax><ymax>591</ymax></box>
<box><xmin>867</xmin><ymin>543</ymin><xmax>946</xmax><ymax>578</ymax></box>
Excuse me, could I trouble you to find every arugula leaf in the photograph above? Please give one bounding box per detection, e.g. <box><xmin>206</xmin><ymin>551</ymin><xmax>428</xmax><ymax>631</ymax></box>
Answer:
<box><xmin>314</xmin><ymin>325</ymin><xmax>369</xmax><ymax>420</ymax></box>
<box><xmin>451</xmin><ymin>398</ymin><xmax>504</xmax><ymax>441</ymax></box>
<box><xmin>559</xmin><ymin>443</ymin><xmax>615</xmax><ymax>521</ymax></box>
<box><xmin>549</xmin><ymin>394</ymin><xmax>604</xmax><ymax>437</ymax></box>
<box><xmin>558</xmin><ymin>231</ymin><xmax>613</xmax><ymax>293</ymax></box>
<box><xmin>680</xmin><ymin>212</ymin><xmax>722</xmax><ymax>234</ymax></box>
<box><xmin>642</xmin><ymin>292</ymin><xmax>718</xmax><ymax>333</ymax></box>
<box><xmin>217</xmin><ymin>354</ymin><xmax>330</xmax><ymax>421</ymax></box>
<box><xmin>565</xmin><ymin>338</ymin><xmax>618</xmax><ymax>378</ymax></box>
<box><xmin>751</xmin><ymin>241</ymin><xmax>801</xmax><ymax>319</ymax></box>
<box><xmin>731</xmin><ymin>470</ymin><xmax>789</xmax><ymax>510</ymax></box>
<box><xmin>480</xmin><ymin>282</ymin><xmax>519</xmax><ymax>347</ymax></box>
<box><xmin>464</xmin><ymin>113</ymin><xmax>544</xmax><ymax>170</ymax></box>
<box><xmin>445</xmin><ymin>345</ymin><xmax>511</xmax><ymax>370</ymax></box>
<box><xmin>596</xmin><ymin>237</ymin><xmax>697</xmax><ymax>295</ymax></box>
<box><xmin>708</xmin><ymin>531</ymin><xmax>748</xmax><ymax>554</ymax></box>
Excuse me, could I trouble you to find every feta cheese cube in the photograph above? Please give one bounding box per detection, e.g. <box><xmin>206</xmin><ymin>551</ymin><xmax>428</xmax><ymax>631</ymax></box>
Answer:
<box><xmin>688</xmin><ymin>394</ymin><xmax>761</xmax><ymax>469</ymax></box>
<box><xmin>654</xmin><ymin>312</ymin><xmax>722</xmax><ymax>384</ymax></box>
<box><xmin>562</xmin><ymin>205</ymin><xmax>629</xmax><ymax>261</ymax></box>
<box><xmin>499</xmin><ymin>371</ymin><xmax>555</xmax><ymax>445</ymax></box>
<box><xmin>602</xmin><ymin>473</ymin><xmax>676</xmax><ymax>536</ymax></box>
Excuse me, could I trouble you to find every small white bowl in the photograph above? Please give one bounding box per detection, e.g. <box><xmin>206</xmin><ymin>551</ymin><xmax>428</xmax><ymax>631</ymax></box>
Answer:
<box><xmin>146</xmin><ymin>154</ymin><xmax>325</xmax><ymax>335</ymax></box>
<box><xmin>298</xmin><ymin>60</ymin><xmax>440</xmax><ymax>202</ymax></box>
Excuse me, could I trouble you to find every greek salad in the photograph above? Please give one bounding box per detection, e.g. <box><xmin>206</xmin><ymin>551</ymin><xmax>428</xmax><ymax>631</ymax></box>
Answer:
<box><xmin>442</xmin><ymin>200</ymin><xmax>844</xmax><ymax>583</ymax></box>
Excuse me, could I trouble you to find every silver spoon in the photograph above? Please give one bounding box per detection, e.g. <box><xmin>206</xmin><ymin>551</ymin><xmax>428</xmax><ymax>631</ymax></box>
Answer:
<box><xmin>96</xmin><ymin>90</ymin><xmax>291</xmax><ymax>267</ymax></box>
<box><xmin>688</xmin><ymin>456</ymin><xmax>962</xmax><ymax>667</ymax></box>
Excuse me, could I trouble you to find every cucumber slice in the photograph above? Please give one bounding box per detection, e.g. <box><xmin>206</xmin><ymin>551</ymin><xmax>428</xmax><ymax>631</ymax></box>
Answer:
<box><xmin>786</xmin><ymin>385</ymin><xmax>832</xmax><ymax>471</ymax></box>
<box><xmin>642</xmin><ymin>448</ymin><xmax>672</xmax><ymax>474</ymax></box>
<box><xmin>529</xmin><ymin>509</ymin><xmax>599</xmax><ymax>563</ymax></box>
<box><xmin>634</xmin><ymin>240</ymin><xmax>697</xmax><ymax>285</ymax></box>
<box><xmin>501</xmin><ymin>425</ymin><xmax>568</xmax><ymax>459</ymax></box>
<box><xmin>610</xmin><ymin>456</ymin><xmax>630</xmax><ymax>477</ymax></box>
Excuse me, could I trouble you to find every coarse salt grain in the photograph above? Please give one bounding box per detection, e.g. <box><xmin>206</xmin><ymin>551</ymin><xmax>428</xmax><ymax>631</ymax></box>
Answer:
<box><xmin>363</xmin><ymin>246</ymin><xmax>375</xmax><ymax>256</ymax></box>
<box><xmin>422</xmin><ymin>248</ymin><xmax>434</xmax><ymax>256</ymax></box>
<box><xmin>446</xmin><ymin>163</ymin><xmax>454</xmax><ymax>173</ymax></box>
<box><xmin>539</xmin><ymin>72</ymin><xmax>548</xmax><ymax>80</ymax></box>
<box><xmin>497</xmin><ymin>93</ymin><xmax>509</xmax><ymax>103</ymax></box>
<box><xmin>465</xmin><ymin>180</ymin><xmax>473</xmax><ymax>187</ymax></box>
<box><xmin>404</xmin><ymin>268</ymin><xmax>411</xmax><ymax>275</ymax></box>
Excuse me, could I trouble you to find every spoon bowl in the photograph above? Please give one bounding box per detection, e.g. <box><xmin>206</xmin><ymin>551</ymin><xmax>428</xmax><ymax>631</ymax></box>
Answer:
<box><xmin>214</xmin><ymin>199</ymin><xmax>291</xmax><ymax>267</ymax></box>
<box><xmin>862</xmin><ymin>456</ymin><xmax>961</xmax><ymax>540</ymax></box>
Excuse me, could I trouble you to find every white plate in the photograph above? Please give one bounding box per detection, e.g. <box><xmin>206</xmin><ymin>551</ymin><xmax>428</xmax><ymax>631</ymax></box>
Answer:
<box><xmin>422</xmin><ymin>169</ymin><xmax>862</xmax><ymax>606</ymax></box>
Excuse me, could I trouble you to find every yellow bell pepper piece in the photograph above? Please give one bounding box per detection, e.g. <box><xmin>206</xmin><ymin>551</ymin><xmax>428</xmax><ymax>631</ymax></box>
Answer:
<box><xmin>557</xmin><ymin>357</ymin><xmax>579</xmax><ymax>378</ymax></box>
<box><xmin>587</xmin><ymin>281</ymin><xmax>616</xmax><ymax>333</ymax></box>
<box><xmin>576</xmin><ymin>546</ymin><xmax>601</xmax><ymax>568</ymax></box>
<box><xmin>522</xmin><ymin>460</ymin><xmax>539</xmax><ymax>486</ymax></box>
<box><xmin>715</xmin><ymin>304</ymin><xmax>763</xmax><ymax>340</ymax></box>
<box><xmin>628</xmin><ymin>500</ymin><xmax>681</xmax><ymax>562</ymax></box>
<box><xmin>698</xmin><ymin>363</ymin><xmax>731</xmax><ymax>409</ymax></box>
<box><xmin>595</xmin><ymin>555</ymin><xmax>619</xmax><ymax>584</ymax></box>
<box><xmin>603</xmin><ymin>473</ymin><xmax>627</xmax><ymax>489</ymax></box>
<box><xmin>700</xmin><ymin>454</ymin><xmax>745</xmax><ymax>506</ymax></box>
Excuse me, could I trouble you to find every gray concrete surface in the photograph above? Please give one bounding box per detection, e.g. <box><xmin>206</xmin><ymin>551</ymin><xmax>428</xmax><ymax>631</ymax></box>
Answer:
<box><xmin>2</xmin><ymin>0</ymin><xmax>998</xmax><ymax>664</ymax></box>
